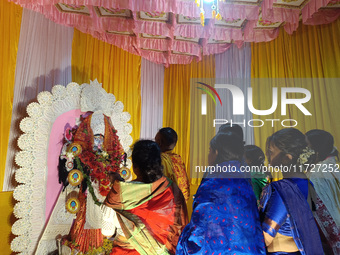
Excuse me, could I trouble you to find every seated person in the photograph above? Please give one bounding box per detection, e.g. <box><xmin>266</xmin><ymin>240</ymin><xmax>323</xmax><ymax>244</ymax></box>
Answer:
<box><xmin>176</xmin><ymin>131</ymin><xmax>266</xmax><ymax>255</ymax></box>
<box><xmin>155</xmin><ymin>127</ymin><xmax>190</xmax><ymax>202</ymax></box>
<box><xmin>103</xmin><ymin>140</ymin><xmax>189</xmax><ymax>255</ymax></box>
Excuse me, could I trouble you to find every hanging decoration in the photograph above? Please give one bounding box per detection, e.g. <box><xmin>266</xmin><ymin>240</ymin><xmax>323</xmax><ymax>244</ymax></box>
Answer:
<box><xmin>7</xmin><ymin>0</ymin><xmax>340</xmax><ymax>66</ymax></box>
<box><xmin>7</xmin><ymin>0</ymin><xmax>339</xmax><ymax>66</ymax></box>
<box><xmin>118</xmin><ymin>153</ymin><xmax>132</xmax><ymax>181</ymax></box>
<box><xmin>196</xmin><ymin>0</ymin><xmax>224</xmax><ymax>26</ymax></box>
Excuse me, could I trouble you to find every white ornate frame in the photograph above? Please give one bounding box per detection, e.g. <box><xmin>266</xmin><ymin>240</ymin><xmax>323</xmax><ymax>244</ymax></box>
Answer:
<box><xmin>11</xmin><ymin>81</ymin><xmax>133</xmax><ymax>254</ymax></box>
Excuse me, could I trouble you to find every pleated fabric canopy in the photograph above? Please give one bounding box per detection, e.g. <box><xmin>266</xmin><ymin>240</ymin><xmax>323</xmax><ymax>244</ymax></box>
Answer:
<box><xmin>9</xmin><ymin>0</ymin><xmax>340</xmax><ymax>65</ymax></box>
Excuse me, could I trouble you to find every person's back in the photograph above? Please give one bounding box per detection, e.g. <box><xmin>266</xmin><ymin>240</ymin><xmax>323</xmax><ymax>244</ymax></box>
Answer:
<box><xmin>260</xmin><ymin>128</ymin><xmax>323</xmax><ymax>255</ymax></box>
<box><xmin>176</xmin><ymin>132</ymin><xmax>266</xmax><ymax>255</ymax></box>
<box><xmin>155</xmin><ymin>128</ymin><xmax>190</xmax><ymax>202</ymax></box>
<box><xmin>244</xmin><ymin>145</ymin><xmax>269</xmax><ymax>203</ymax></box>
<box><xmin>306</xmin><ymin>129</ymin><xmax>340</xmax><ymax>227</ymax></box>
<box><xmin>104</xmin><ymin>140</ymin><xmax>188</xmax><ymax>255</ymax></box>
<box><xmin>305</xmin><ymin>129</ymin><xmax>340</xmax><ymax>254</ymax></box>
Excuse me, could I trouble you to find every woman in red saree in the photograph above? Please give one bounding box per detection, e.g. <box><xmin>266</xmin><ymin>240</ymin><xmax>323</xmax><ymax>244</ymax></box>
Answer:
<box><xmin>104</xmin><ymin>140</ymin><xmax>189</xmax><ymax>255</ymax></box>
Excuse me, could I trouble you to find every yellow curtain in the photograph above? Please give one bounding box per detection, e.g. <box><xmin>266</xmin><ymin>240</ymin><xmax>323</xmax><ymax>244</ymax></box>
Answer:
<box><xmin>163</xmin><ymin>55</ymin><xmax>215</xmax><ymax>215</ymax></box>
<box><xmin>0</xmin><ymin>191</ymin><xmax>15</xmax><ymax>254</ymax></box>
<box><xmin>0</xmin><ymin>1</ymin><xmax>22</xmax><ymax>252</ymax></box>
<box><xmin>0</xmin><ymin>1</ymin><xmax>22</xmax><ymax>189</ymax></box>
<box><xmin>251</xmin><ymin>20</ymin><xmax>340</xmax><ymax>179</ymax></box>
<box><xmin>71</xmin><ymin>29</ymin><xmax>141</xmax><ymax>143</ymax></box>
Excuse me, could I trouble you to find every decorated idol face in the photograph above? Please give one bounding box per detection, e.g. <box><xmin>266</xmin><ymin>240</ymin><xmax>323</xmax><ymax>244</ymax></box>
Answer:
<box><xmin>93</xmin><ymin>134</ymin><xmax>104</xmax><ymax>152</ymax></box>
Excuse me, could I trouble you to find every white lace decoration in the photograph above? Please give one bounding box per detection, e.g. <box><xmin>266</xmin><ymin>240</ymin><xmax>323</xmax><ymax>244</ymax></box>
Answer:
<box><xmin>11</xmin><ymin>81</ymin><xmax>133</xmax><ymax>254</ymax></box>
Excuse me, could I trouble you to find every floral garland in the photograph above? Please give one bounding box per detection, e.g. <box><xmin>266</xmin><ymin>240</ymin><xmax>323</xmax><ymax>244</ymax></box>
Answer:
<box><xmin>60</xmin><ymin>114</ymin><xmax>123</xmax><ymax>206</ymax></box>
<box><xmin>77</xmin><ymin>146</ymin><xmax>121</xmax><ymax>196</ymax></box>
<box><xmin>297</xmin><ymin>147</ymin><xmax>315</xmax><ymax>165</ymax></box>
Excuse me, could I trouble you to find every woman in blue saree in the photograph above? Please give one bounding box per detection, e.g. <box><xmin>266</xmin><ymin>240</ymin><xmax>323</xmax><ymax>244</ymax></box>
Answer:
<box><xmin>260</xmin><ymin>128</ymin><xmax>323</xmax><ymax>255</ymax></box>
<box><xmin>176</xmin><ymin>131</ymin><xmax>266</xmax><ymax>255</ymax></box>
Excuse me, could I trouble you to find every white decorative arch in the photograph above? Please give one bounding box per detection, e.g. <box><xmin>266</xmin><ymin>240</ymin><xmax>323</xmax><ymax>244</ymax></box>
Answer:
<box><xmin>11</xmin><ymin>80</ymin><xmax>133</xmax><ymax>254</ymax></box>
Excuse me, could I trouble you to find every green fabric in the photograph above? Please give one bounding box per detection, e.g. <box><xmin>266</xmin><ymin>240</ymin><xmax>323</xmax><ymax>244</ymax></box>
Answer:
<box><xmin>116</xmin><ymin>211</ymin><xmax>170</xmax><ymax>255</ymax></box>
<box><xmin>251</xmin><ymin>173</ymin><xmax>267</xmax><ymax>201</ymax></box>
<box><xmin>111</xmin><ymin>177</ymin><xmax>172</xmax><ymax>210</ymax></box>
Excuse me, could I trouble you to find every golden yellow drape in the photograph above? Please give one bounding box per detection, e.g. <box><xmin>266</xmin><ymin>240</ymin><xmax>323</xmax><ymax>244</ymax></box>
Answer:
<box><xmin>0</xmin><ymin>1</ymin><xmax>22</xmax><ymax>189</ymax></box>
<box><xmin>163</xmin><ymin>55</ymin><xmax>215</xmax><ymax>215</ymax></box>
<box><xmin>0</xmin><ymin>1</ymin><xmax>22</xmax><ymax>253</ymax></box>
<box><xmin>71</xmin><ymin>29</ymin><xmax>141</xmax><ymax>143</ymax></box>
<box><xmin>251</xmin><ymin>20</ymin><xmax>340</xmax><ymax>179</ymax></box>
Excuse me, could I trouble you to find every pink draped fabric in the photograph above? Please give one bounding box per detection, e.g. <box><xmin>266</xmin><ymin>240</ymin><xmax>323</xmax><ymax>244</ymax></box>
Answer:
<box><xmin>304</xmin><ymin>8</ymin><xmax>340</xmax><ymax>25</ymax></box>
<box><xmin>219</xmin><ymin>2</ymin><xmax>259</xmax><ymax>21</ymax></box>
<box><xmin>302</xmin><ymin>0</ymin><xmax>333</xmax><ymax>22</ymax></box>
<box><xmin>8</xmin><ymin>0</ymin><xmax>339</xmax><ymax>65</ymax></box>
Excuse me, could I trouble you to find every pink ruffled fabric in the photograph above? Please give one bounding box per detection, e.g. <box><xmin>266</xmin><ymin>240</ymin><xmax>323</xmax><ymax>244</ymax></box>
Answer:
<box><xmin>302</xmin><ymin>0</ymin><xmax>332</xmax><ymax>22</ymax></box>
<box><xmin>171</xmin><ymin>40</ymin><xmax>201</xmax><ymax>57</ymax></box>
<box><xmin>167</xmin><ymin>54</ymin><xmax>195</xmax><ymax>65</ymax></box>
<box><xmin>211</xmin><ymin>26</ymin><xmax>244</xmax><ymax>42</ymax></box>
<box><xmin>11</xmin><ymin>0</ymin><xmax>200</xmax><ymax>15</ymax></box>
<box><xmin>304</xmin><ymin>8</ymin><xmax>340</xmax><ymax>26</ymax></box>
<box><xmin>134</xmin><ymin>19</ymin><xmax>173</xmax><ymax>38</ymax></box>
<box><xmin>284</xmin><ymin>22</ymin><xmax>300</xmax><ymax>35</ymax></box>
<box><xmin>243</xmin><ymin>21</ymin><xmax>280</xmax><ymax>43</ymax></box>
<box><xmin>174</xmin><ymin>24</ymin><xmax>206</xmax><ymax>39</ymax></box>
<box><xmin>137</xmin><ymin>37</ymin><xmax>169</xmax><ymax>52</ymax></box>
<box><xmin>139</xmin><ymin>49</ymin><xmax>169</xmax><ymax>66</ymax></box>
<box><xmin>219</xmin><ymin>2</ymin><xmax>259</xmax><ymax>21</ymax></box>
<box><xmin>8</xmin><ymin>0</ymin><xmax>338</xmax><ymax>65</ymax></box>
<box><xmin>262</xmin><ymin>7</ymin><xmax>300</xmax><ymax>24</ymax></box>
<box><xmin>202</xmin><ymin>41</ymin><xmax>233</xmax><ymax>56</ymax></box>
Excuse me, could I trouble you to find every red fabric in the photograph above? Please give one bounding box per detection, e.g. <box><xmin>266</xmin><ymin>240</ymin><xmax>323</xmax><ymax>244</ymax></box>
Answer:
<box><xmin>129</xmin><ymin>187</ymin><xmax>176</xmax><ymax>246</ymax></box>
<box><xmin>111</xmin><ymin>246</ymin><xmax>140</xmax><ymax>255</ymax></box>
<box><xmin>68</xmin><ymin>191</ymin><xmax>104</xmax><ymax>253</ymax></box>
<box><xmin>108</xmin><ymin>180</ymin><xmax>188</xmax><ymax>254</ymax></box>
<box><xmin>314</xmin><ymin>196</ymin><xmax>340</xmax><ymax>255</ymax></box>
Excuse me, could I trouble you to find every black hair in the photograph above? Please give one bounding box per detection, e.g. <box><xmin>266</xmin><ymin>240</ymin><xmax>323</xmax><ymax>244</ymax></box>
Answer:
<box><xmin>244</xmin><ymin>145</ymin><xmax>265</xmax><ymax>167</ymax></box>
<box><xmin>132</xmin><ymin>140</ymin><xmax>163</xmax><ymax>183</ymax></box>
<box><xmin>306</xmin><ymin>129</ymin><xmax>339</xmax><ymax>162</ymax></box>
<box><xmin>218</xmin><ymin>123</ymin><xmax>244</xmax><ymax>142</ymax></box>
<box><xmin>266</xmin><ymin>128</ymin><xmax>315</xmax><ymax>167</ymax></box>
<box><xmin>158</xmin><ymin>127</ymin><xmax>178</xmax><ymax>147</ymax></box>
<box><xmin>210</xmin><ymin>131</ymin><xmax>244</xmax><ymax>164</ymax></box>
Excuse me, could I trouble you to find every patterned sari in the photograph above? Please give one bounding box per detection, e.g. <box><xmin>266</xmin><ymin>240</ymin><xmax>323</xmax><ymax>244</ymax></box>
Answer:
<box><xmin>260</xmin><ymin>179</ymin><xmax>323</xmax><ymax>255</ymax></box>
<box><xmin>176</xmin><ymin>160</ymin><xmax>266</xmax><ymax>255</ymax></box>
<box><xmin>104</xmin><ymin>176</ymin><xmax>188</xmax><ymax>255</ymax></box>
<box><xmin>161</xmin><ymin>151</ymin><xmax>190</xmax><ymax>202</ymax></box>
